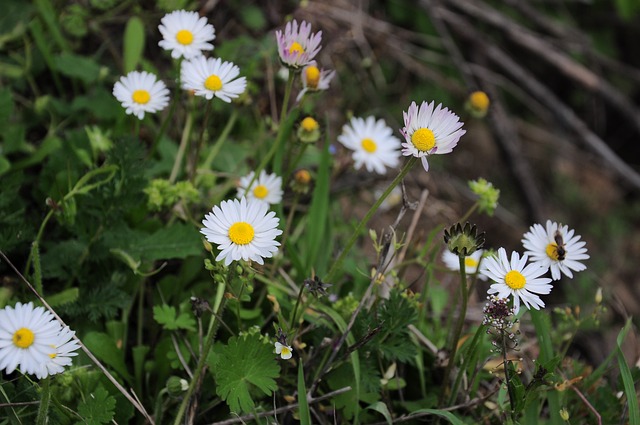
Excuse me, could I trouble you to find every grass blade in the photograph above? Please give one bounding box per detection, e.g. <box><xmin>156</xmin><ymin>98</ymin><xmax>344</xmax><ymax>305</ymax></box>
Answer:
<box><xmin>297</xmin><ymin>362</ymin><xmax>311</xmax><ymax>425</ymax></box>
<box><xmin>616</xmin><ymin>319</ymin><xmax>640</xmax><ymax>425</ymax></box>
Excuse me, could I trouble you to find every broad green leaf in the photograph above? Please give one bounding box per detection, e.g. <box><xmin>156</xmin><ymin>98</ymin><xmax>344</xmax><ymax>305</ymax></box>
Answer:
<box><xmin>0</xmin><ymin>156</ymin><xmax>10</xmax><ymax>176</ymax></box>
<box><xmin>617</xmin><ymin>319</ymin><xmax>640</xmax><ymax>425</ymax></box>
<box><xmin>366</xmin><ymin>402</ymin><xmax>392</xmax><ymax>424</ymax></box>
<box><xmin>298</xmin><ymin>362</ymin><xmax>311</xmax><ymax>425</ymax></box>
<box><xmin>409</xmin><ymin>409</ymin><xmax>465</xmax><ymax>425</ymax></box>
<box><xmin>76</xmin><ymin>386</ymin><xmax>116</xmax><ymax>425</ymax></box>
<box><xmin>83</xmin><ymin>332</ymin><xmax>132</xmax><ymax>384</ymax></box>
<box><xmin>111</xmin><ymin>223</ymin><xmax>202</xmax><ymax>263</ymax></box>
<box><xmin>212</xmin><ymin>334</ymin><xmax>280</xmax><ymax>413</ymax></box>
<box><xmin>123</xmin><ymin>17</ymin><xmax>145</xmax><ymax>73</ymax></box>
<box><xmin>153</xmin><ymin>304</ymin><xmax>196</xmax><ymax>331</ymax></box>
<box><xmin>54</xmin><ymin>52</ymin><xmax>101</xmax><ymax>83</ymax></box>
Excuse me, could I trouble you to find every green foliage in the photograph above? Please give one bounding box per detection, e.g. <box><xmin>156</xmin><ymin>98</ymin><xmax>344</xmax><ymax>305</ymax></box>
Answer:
<box><xmin>211</xmin><ymin>333</ymin><xmax>280</xmax><ymax>413</ymax></box>
<box><xmin>76</xmin><ymin>386</ymin><xmax>116</xmax><ymax>425</ymax></box>
<box><xmin>153</xmin><ymin>304</ymin><xmax>196</xmax><ymax>331</ymax></box>
<box><xmin>123</xmin><ymin>16</ymin><xmax>145</xmax><ymax>73</ymax></box>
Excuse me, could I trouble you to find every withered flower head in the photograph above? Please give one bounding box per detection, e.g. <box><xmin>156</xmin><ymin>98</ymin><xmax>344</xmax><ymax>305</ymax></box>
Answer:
<box><xmin>443</xmin><ymin>222</ymin><xmax>485</xmax><ymax>256</ymax></box>
<box><xmin>304</xmin><ymin>275</ymin><xmax>332</xmax><ymax>298</ymax></box>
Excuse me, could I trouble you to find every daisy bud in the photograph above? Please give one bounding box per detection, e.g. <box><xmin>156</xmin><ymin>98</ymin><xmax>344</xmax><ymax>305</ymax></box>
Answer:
<box><xmin>166</xmin><ymin>376</ymin><xmax>189</xmax><ymax>397</ymax></box>
<box><xmin>297</xmin><ymin>116</ymin><xmax>321</xmax><ymax>143</ymax></box>
<box><xmin>291</xmin><ymin>169</ymin><xmax>312</xmax><ymax>194</ymax></box>
<box><xmin>443</xmin><ymin>222</ymin><xmax>485</xmax><ymax>257</ymax></box>
<box><xmin>559</xmin><ymin>408</ymin><xmax>570</xmax><ymax>421</ymax></box>
<box><xmin>466</xmin><ymin>91</ymin><xmax>490</xmax><ymax>118</ymax></box>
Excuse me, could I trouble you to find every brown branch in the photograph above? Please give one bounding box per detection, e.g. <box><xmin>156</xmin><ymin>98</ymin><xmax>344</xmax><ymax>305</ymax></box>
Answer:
<box><xmin>207</xmin><ymin>386</ymin><xmax>352</xmax><ymax>425</ymax></box>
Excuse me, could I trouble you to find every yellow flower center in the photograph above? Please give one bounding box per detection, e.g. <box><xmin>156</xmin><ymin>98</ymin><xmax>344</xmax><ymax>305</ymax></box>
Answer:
<box><xmin>288</xmin><ymin>41</ymin><xmax>304</xmax><ymax>56</ymax></box>
<box><xmin>361</xmin><ymin>138</ymin><xmax>377</xmax><ymax>153</ymax></box>
<box><xmin>176</xmin><ymin>29</ymin><xmax>194</xmax><ymax>45</ymax></box>
<box><xmin>253</xmin><ymin>185</ymin><xmax>268</xmax><ymax>199</ymax></box>
<box><xmin>12</xmin><ymin>328</ymin><xmax>35</xmax><ymax>349</ymax></box>
<box><xmin>228</xmin><ymin>222</ymin><xmax>255</xmax><ymax>245</ymax></box>
<box><xmin>505</xmin><ymin>270</ymin><xmax>526</xmax><ymax>290</ymax></box>
<box><xmin>204</xmin><ymin>75</ymin><xmax>223</xmax><ymax>91</ymax></box>
<box><xmin>281</xmin><ymin>346</ymin><xmax>291</xmax><ymax>357</ymax></box>
<box><xmin>301</xmin><ymin>117</ymin><xmax>319</xmax><ymax>132</ymax></box>
<box><xmin>464</xmin><ymin>257</ymin><xmax>478</xmax><ymax>268</ymax></box>
<box><xmin>49</xmin><ymin>352</ymin><xmax>58</xmax><ymax>359</ymax></box>
<box><xmin>546</xmin><ymin>243</ymin><xmax>560</xmax><ymax>261</ymax></box>
<box><xmin>132</xmin><ymin>90</ymin><xmax>151</xmax><ymax>105</ymax></box>
<box><xmin>411</xmin><ymin>128</ymin><xmax>436</xmax><ymax>152</ymax></box>
<box><xmin>469</xmin><ymin>91</ymin><xmax>490</xmax><ymax>111</ymax></box>
<box><xmin>305</xmin><ymin>65</ymin><xmax>320</xmax><ymax>89</ymax></box>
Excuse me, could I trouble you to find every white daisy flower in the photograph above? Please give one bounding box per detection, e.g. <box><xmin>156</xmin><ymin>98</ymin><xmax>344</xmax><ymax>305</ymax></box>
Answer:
<box><xmin>112</xmin><ymin>71</ymin><xmax>170</xmax><ymax>120</ymax></box>
<box><xmin>441</xmin><ymin>249</ymin><xmax>488</xmax><ymax>281</ymax></box>
<box><xmin>37</xmin><ymin>326</ymin><xmax>81</xmax><ymax>379</ymax></box>
<box><xmin>158</xmin><ymin>10</ymin><xmax>215</xmax><ymax>60</ymax></box>
<box><xmin>200</xmin><ymin>197</ymin><xmax>282</xmax><ymax>266</ymax></box>
<box><xmin>236</xmin><ymin>170</ymin><xmax>283</xmax><ymax>206</ymax></box>
<box><xmin>337</xmin><ymin>116</ymin><xmax>401</xmax><ymax>175</ymax></box>
<box><xmin>482</xmin><ymin>248</ymin><xmax>553</xmax><ymax>313</ymax></box>
<box><xmin>181</xmin><ymin>56</ymin><xmax>247</xmax><ymax>102</ymax></box>
<box><xmin>400</xmin><ymin>101</ymin><xmax>466</xmax><ymax>172</ymax></box>
<box><xmin>522</xmin><ymin>220</ymin><xmax>589</xmax><ymax>281</ymax></box>
<box><xmin>274</xmin><ymin>342</ymin><xmax>293</xmax><ymax>360</ymax></box>
<box><xmin>0</xmin><ymin>302</ymin><xmax>64</xmax><ymax>377</ymax></box>
<box><xmin>296</xmin><ymin>65</ymin><xmax>335</xmax><ymax>102</ymax></box>
<box><xmin>275</xmin><ymin>19</ymin><xmax>322</xmax><ymax>69</ymax></box>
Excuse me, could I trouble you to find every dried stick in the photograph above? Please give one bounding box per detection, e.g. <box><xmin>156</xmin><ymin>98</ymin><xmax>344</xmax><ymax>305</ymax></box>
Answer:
<box><xmin>207</xmin><ymin>386</ymin><xmax>352</xmax><ymax>425</ymax></box>
<box><xmin>0</xmin><ymin>251</ymin><xmax>154</xmax><ymax>424</ymax></box>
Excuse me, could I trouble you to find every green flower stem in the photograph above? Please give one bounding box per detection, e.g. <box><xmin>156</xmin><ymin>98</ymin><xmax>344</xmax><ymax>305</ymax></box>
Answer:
<box><xmin>448</xmin><ymin>323</ymin><xmax>485</xmax><ymax>406</ymax></box>
<box><xmin>243</xmin><ymin>72</ymin><xmax>296</xmax><ymax>195</ymax></box>
<box><xmin>325</xmin><ymin>157</ymin><xmax>417</xmax><ymax>284</ymax></box>
<box><xmin>137</xmin><ymin>279</ymin><xmax>145</xmax><ymax>347</ymax></box>
<box><xmin>269</xmin><ymin>193</ymin><xmax>300</xmax><ymax>279</ymax></box>
<box><xmin>35</xmin><ymin>377</ymin><xmax>51</xmax><ymax>425</ymax></box>
<box><xmin>189</xmin><ymin>101</ymin><xmax>212</xmax><ymax>182</ymax></box>
<box><xmin>289</xmin><ymin>280</ymin><xmax>306</xmax><ymax>333</ymax></box>
<box><xmin>201</xmin><ymin>109</ymin><xmax>238</xmax><ymax>172</ymax></box>
<box><xmin>169</xmin><ymin>100</ymin><xmax>195</xmax><ymax>184</ymax></box>
<box><xmin>459</xmin><ymin>201</ymin><xmax>479</xmax><ymax>224</ymax></box>
<box><xmin>502</xmin><ymin>329</ymin><xmax>518</xmax><ymax>423</ymax></box>
<box><xmin>172</xmin><ymin>273</ymin><xmax>227</xmax><ymax>425</ymax></box>
<box><xmin>150</xmin><ymin>58</ymin><xmax>183</xmax><ymax>158</ymax></box>
<box><xmin>441</xmin><ymin>254</ymin><xmax>469</xmax><ymax>404</ymax></box>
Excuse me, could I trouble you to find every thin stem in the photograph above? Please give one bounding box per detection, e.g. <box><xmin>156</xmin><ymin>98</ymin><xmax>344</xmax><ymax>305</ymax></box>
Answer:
<box><xmin>459</xmin><ymin>201</ymin><xmax>479</xmax><ymax>224</ymax></box>
<box><xmin>150</xmin><ymin>58</ymin><xmax>183</xmax><ymax>158</ymax></box>
<box><xmin>502</xmin><ymin>330</ymin><xmax>517</xmax><ymax>423</ymax></box>
<box><xmin>289</xmin><ymin>282</ymin><xmax>305</xmax><ymax>333</ymax></box>
<box><xmin>441</xmin><ymin>254</ymin><xmax>469</xmax><ymax>404</ymax></box>
<box><xmin>325</xmin><ymin>157</ymin><xmax>417</xmax><ymax>284</ymax></box>
<box><xmin>189</xmin><ymin>101</ymin><xmax>212</xmax><ymax>182</ymax></box>
<box><xmin>169</xmin><ymin>101</ymin><xmax>195</xmax><ymax>183</ymax></box>
<box><xmin>137</xmin><ymin>279</ymin><xmax>144</xmax><ymax>347</ymax></box>
<box><xmin>35</xmin><ymin>377</ymin><xmax>51</xmax><ymax>425</ymax></box>
<box><xmin>201</xmin><ymin>110</ymin><xmax>238</xmax><ymax>171</ymax></box>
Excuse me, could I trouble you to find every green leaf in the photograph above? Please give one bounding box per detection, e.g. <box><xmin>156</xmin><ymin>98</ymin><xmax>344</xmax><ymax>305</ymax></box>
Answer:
<box><xmin>153</xmin><ymin>304</ymin><xmax>196</xmax><ymax>331</ymax></box>
<box><xmin>108</xmin><ymin>223</ymin><xmax>202</xmax><ymax>263</ymax></box>
<box><xmin>0</xmin><ymin>88</ymin><xmax>13</xmax><ymax>128</ymax></box>
<box><xmin>123</xmin><ymin>17</ymin><xmax>145</xmax><ymax>73</ymax></box>
<box><xmin>617</xmin><ymin>319</ymin><xmax>640</xmax><ymax>425</ymax></box>
<box><xmin>408</xmin><ymin>409</ymin><xmax>465</xmax><ymax>425</ymax></box>
<box><xmin>54</xmin><ymin>52</ymin><xmax>100</xmax><ymax>83</ymax></box>
<box><xmin>76</xmin><ymin>386</ymin><xmax>116</xmax><ymax>425</ymax></box>
<box><xmin>45</xmin><ymin>287</ymin><xmax>80</xmax><ymax>307</ymax></box>
<box><xmin>298</xmin><ymin>362</ymin><xmax>311</xmax><ymax>425</ymax></box>
<box><xmin>212</xmin><ymin>334</ymin><xmax>280</xmax><ymax>413</ymax></box>
<box><xmin>0</xmin><ymin>155</ymin><xmax>10</xmax><ymax>176</ymax></box>
<box><xmin>366</xmin><ymin>402</ymin><xmax>392</xmax><ymax>424</ymax></box>
<box><xmin>83</xmin><ymin>332</ymin><xmax>132</xmax><ymax>384</ymax></box>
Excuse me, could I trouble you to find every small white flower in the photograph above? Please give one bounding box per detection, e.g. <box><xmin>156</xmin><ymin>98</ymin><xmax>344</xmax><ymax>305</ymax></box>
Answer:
<box><xmin>337</xmin><ymin>116</ymin><xmax>401</xmax><ymax>175</ymax></box>
<box><xmin>441</xmin><ymin>249</ymin><xmax>488</xmax><ymax>280</ymax></box>
<box><xmin>37</xmin><ymin>326</ymin><xmax>81</xmax><ymax>379</ymax></box>
<box><xmin>158</xmin><ymin>10</ymin><xmax>215</xmax><ymax>59</ymax></box>
<box><xmin>274</xmin><ymin>342</ymin><xmax>293</xmax><ymax>360</ymax></box>
<box><xmin>400</xmin><ymin>101</ymin><xmax>466</xmax><ymax>172</ymax></box>
<box><xmin>237</xmin><ymin>170</ymin><xmax>283</xmax><ymax>206</ymax></box>
<box><xmin>522</xmin><ymin>220</ymin><xmax>589</xmax><ymax>280</ymax></box>
<box><xmin>200</xmin><ymin>197</ymin><xmax>282</xmax><ymax>266</ymax></box>
<box><xmin>275</xmin><ymin>19</ymin><xmax>322</xmax><ymax>69</ymax></box>
<box><xmin>181</xmin><ymin>56</ymin><xmax>247</xmax><ymax>102</ymax></box>
<box><xmin>296</xmin><ymin>65</ymin><xmax>335</xmax><ymax>102</ymax></box>
<box><xmin>0</xmin><ymin>302</ymin><xmax>66</xmax><ymax>377</ymax></box>
<box><xmin>482</xmin><ymin>248</ymin><xmax>553</xmax><ymax>313</ymax></box>
<box><xmin>112</xmin><ymin>71</ymin><xmax>169</xmax><ymax>120</ymax></box>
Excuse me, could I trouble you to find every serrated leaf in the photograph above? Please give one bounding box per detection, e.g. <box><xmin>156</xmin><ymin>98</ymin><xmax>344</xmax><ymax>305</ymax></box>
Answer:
<box><xmin>123</xmin><ymin>17</ymin><xmax>145</xmax><ymax>73</ymax></box>
<box><xmin>212</xmin><ymin>334</ymin><xmax>280</xmax><ymax>413</ymax></box>
<box><xmin>76</xmin><ymin>386</ymin><xmax>116</xmax><ymax>425</ymax></box>
<box><xmin>54</xmin><ymin>52</ymin><xmax>100</xmax><ymax>83</ymax></box>
<box><xmin>45</xmin><ymin>287</ymin><xmax>79</xmax><ymax>307</ymax></box>
<box><xmin>153</xmin><ymin>304</ymin><xmax>196</xmax><ymax>331</ymax></box>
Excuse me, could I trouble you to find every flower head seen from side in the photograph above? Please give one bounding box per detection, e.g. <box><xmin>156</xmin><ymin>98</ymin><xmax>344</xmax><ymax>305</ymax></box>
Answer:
<box><xmin>482</xmin><ymin>248</ymin><xmax>553</xmax><ymax>313</ymax></box>
<box><xmin>296</xmin><ymin>65</ymin><xmax>335</xmax><ymax>102</ymax></box>
<box><xmin>236</xmin><ymin>170</ymin><xmax>283</xmax><ymax>206</ymax></box>
<box><xmin>0</xmin><ymin>302</ymin><xmax>67</xmax><ymax>377</ymax></box>
<box><xmin>400</xmin><ymin>101</ymin><xmax>466</xmax><ymax>172</ymax></box>
<box><xmin>200</xmin><ymin>197</ymin><xmax>282</xmax><ymax>266</ymax></box>
<box><xmin>337</xmin><ymin>116</ymin><xmax>401</xmax><ymax>175</ymax></box>
<box><xmin>113</xmin><ymin>71</ymin><xmax>169</xmax><ymax>120</ymax></box>
<box><xmin>158</xmin><ymin>10</ymin><xmax>215</xmax><ymax>59</ymax></box>
<box><xmin>522</xmin><ymin>220</ymin><xmax>589</xmax><ymax>281</ymax></box>
<box><xmin>181</xmin><ymin>56</ymin><xmax>247</xmax><ymax>102</ymax></box>
<box><xmin>442</xmin><ymin>249</ymin><xmax>488</xmax><ymax>281</ymax></box>
<box><xmin>275</xmin><ymin>19</ymin><xmax>322</xmax><ymax>69</ymax></box>
<box><xmin>37</xmin><ymin>326</ymin><xmax>81</xmax><ymax>379</ymax></box>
